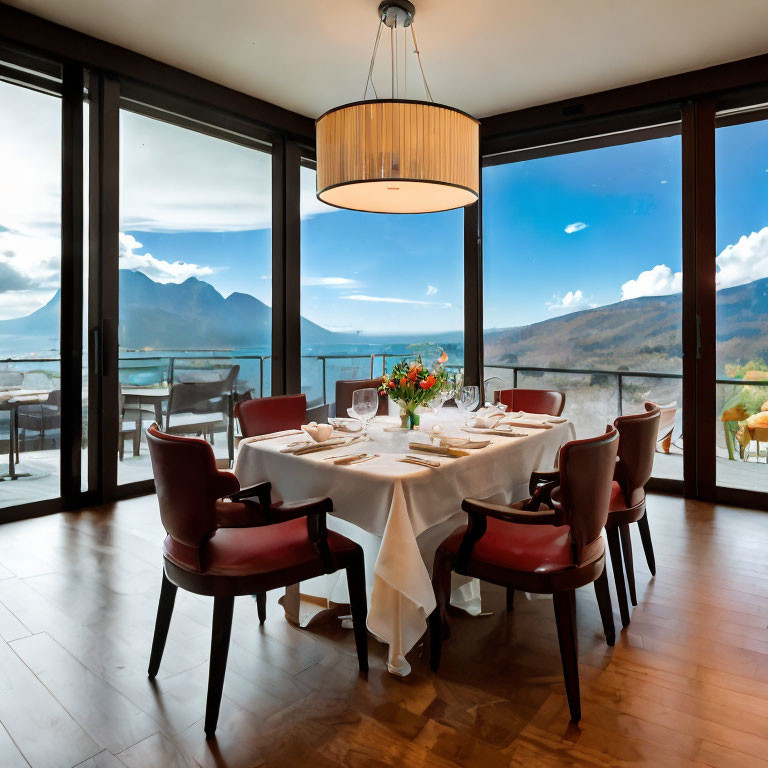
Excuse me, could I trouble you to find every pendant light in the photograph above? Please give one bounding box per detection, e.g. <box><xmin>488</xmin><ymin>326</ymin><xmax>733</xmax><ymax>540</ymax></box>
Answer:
<box><xmin>315</xmin><ymin>1</ymin><xmax>479</xmax><ymax>214</ymax></box>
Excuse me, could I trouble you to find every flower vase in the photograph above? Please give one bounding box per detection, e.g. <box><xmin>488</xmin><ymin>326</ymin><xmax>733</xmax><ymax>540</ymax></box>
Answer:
<box><xmin>400</xmin><ymin>407</ymin><xmax>420</xmax><ymax>430</ymax></box>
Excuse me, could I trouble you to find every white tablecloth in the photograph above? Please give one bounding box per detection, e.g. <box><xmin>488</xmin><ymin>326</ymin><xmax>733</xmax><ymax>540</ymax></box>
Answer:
<box><xmin>234</xmin><ymin>411</ymin><xmax>575</xmax><ymax>674</ymax></box>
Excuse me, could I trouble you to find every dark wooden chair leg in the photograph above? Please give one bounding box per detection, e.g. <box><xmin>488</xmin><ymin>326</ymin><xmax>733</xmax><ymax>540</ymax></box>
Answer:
<box><xmin>148</xmin><ymin>572</ymin><xmax>178</xmax><ymax>679</ymax></box>
<box><xmin>606</xmin><ymin>526</ymin><xmax>631</xmax><ymax>628</ymax></box>
<box><xmin>345</xmin><ymin>551</ymin><xmax>369</xmax><ymax>673</ymax></box>
<box><xmin>619</xmin><ymin>523</ymin><xmax>637</xmax><ymax>607</ymax></box>
<box><xmin>429</xmin><ymin>550</ymin><xmax>453</xmax><ymax>672</ymax></box>
<box><xmin>637</xmin><ymin>508</ymin><xmax>656</xmax><ymax>576</ymax></box>
<box><xmin>553</xmin><ymin>590</ymin><xmax>580</xmax><ymax>723</ymax></box>
<box><xmin>593</xmin><ymin>564</ymin><xmax>615</xmax><ymax>646</ymax></box>
<box><xmin>205</xmin><ymin>595</ymin><xmax>234</xmax><ymax>739</ymax></box>
<box><xmin>506</xmin><ymin>586</ymin><xmax>515</xmax><ymax>611</ymax></box>
<box><xmin>255</xmin><ymin>592</ymin><xmax>267</xmax><ymax>624</ymax></box>
<box><xmin>428</xmin><ymin>606</ymin><xmax>443</xmax><ymax>672</ymax></box>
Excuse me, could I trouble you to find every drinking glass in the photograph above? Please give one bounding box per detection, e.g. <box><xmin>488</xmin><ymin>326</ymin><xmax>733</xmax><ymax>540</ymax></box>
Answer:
<box><xmin>351</xmin><ymin>387</ymin><xmax>378</xmax><ymax>438</ymax></box>
<box><xmin>456</xmin><ymin>385</ymin><xmax>480</xmax><ymax>424</ymax></box>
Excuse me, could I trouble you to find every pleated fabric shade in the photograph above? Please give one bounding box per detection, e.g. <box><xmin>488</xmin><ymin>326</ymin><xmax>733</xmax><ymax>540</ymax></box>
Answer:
<box><xmin>316</xmin><ymin>99</ymin><xmax>479</xmax><ymax>214</ymax></box>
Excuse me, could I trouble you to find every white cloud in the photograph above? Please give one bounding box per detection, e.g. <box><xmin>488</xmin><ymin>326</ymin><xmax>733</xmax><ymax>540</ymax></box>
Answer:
<box><xmin>119</xmin><ymin>233</ymin><xmax>214</xmax><ymax>283</ymax></box>
<box><xmin>564</xmin><ymin>222</ymin><xmax>588</xmax><ymax>234</ymax></box>
<box><xmin>426</xmin><ymin>285</ymin><xmax>438</xmax><ymax>296</ymax></box>
<box><xmin>715</xmin><ymin>226</ymin><xmax>768</xmax><ymax>290</ymax></box>
<box><xmin>301</xmin><ymin>276</ymin><xmax>358</xmax><ymax>287</ymax></box>
<box><xmin>621</xmin><ymin>227</ymin><xmax>768</xmax><ymax>301</ymax></box>
<box><xmin>660</xmin><ymin>180</ymin><xmax>668</xmax><ymax>185</ymax></box>
<box><xmin>621</xmin><ymin>264</ymin><xmax>682</xmax><ymax>300</ymax></box>
<box><xmin>0</xmin><ymin>290</ymin><xmax>53</xmax><ymax>321</ymax></box>
<box><xmin>342</xmin><ymin>294</ymin><xmax>451</xmax><ymax>308</ymax></box>
<box><xmin>546</xmin><ymin>290</ymin><xmax>594</xmax><ymax>313</ymax></box>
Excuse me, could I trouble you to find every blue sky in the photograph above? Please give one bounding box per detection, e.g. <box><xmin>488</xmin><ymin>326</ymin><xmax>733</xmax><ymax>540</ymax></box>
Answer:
<box><xmin>5</xmin><ymin>83</ymin><xmax>768</xmax><ymax>339</ymax></box>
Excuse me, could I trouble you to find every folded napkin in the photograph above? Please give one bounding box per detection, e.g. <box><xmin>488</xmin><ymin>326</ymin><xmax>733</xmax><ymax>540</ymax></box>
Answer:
<box><xmin>239</xmin><ymin>429</ymin><xmax>303</xmax><ymax>445</ymax></box>
<box><xmin>476</xmin><ymin>405</ymin><xmax>507</xmax><ymax>418</ymax></box>
<box><xmin>517</xmin><ymin>411</ymin><xmax>568</xmax><ymax>424</ymax></box>
<box><xmin>472</xmin><ymin>412</ymin><xmax>505</xmax><ymax>429</ymax></box>
<box><xmin>499</xmin><ymin>418</ymin><xmax>553</xmax><ymax>429</ymax></box>
<box><xmin>301</xmin><ymin>422</ymin><xmax>334</xmax><ymax>442</ymax></box>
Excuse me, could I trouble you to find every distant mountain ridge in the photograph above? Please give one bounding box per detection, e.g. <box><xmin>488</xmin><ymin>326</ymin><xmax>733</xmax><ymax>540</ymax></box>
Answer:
<box><xmin>0</xmin><ymin>270</ymin><xmax>337</xmax><ymax>350</ymax></box>
<box><xmin>484</xmin><ymin>276</ymin><xmax>768</xmax><ymax>373</ymax></box>
<box><xmin>3</xmin><ymin>270</ymin><xmax>768</xmax><ymax>372</ymax></box>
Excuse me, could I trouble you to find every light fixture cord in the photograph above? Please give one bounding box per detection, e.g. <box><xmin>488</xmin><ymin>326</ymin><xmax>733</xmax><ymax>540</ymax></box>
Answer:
<box><xmin>410</xmin><ymin>22</ymin><xmax>434</xmax><ymax>102</ymax></box>
<box><xmin>390</xmin><ymin>22</ymin><xmax>395</xmax><ymax>99</ymax></box>
<box><xmin>363</xmin><ymin>20</ymin><xmax>383</xmax><ymax>100</ymax></box>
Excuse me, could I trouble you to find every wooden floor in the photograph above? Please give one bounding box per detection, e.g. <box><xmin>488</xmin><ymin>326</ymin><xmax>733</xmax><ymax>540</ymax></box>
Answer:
<box><xmin>0</xmin><ymin>494</ymin><xmax>767</xmax><ymax>767</ymax></box>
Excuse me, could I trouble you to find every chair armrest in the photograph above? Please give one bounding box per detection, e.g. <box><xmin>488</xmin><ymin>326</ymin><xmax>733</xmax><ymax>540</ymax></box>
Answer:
<box><xmin>213</xmin><ymin>470</ymin><xmax>241</xmax><ymax>500</ymax></box>
<box><xmin>528</xmin><ymin>468</ymin><xmax>559</xmax><ymax>497</ymax></box>
<box><xmin>225</xmin><ymin>480</ymin><xmax>272</xmax><ymax>507</ymax></box>
<box><xmin>242</xmin><ymin>496</ymin><xmax>336</xmax><ymax>573</ymax></box>
<box><xmin>462</xmin><ymin>495</ymin><xmax>557</xmax><ymax>525</ymax></box>
<box><xmin>455</xmin><ymin>493</ymin><xmax>558</xmax><ymax>574</ymax></box>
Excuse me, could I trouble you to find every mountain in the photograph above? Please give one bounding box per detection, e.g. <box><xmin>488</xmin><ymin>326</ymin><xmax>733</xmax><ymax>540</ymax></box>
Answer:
<box><xmin>3</xmin><ymin>270</ymin><xmax>768</xmax><ymax>371</ymax></box>
<box><xmin>484</xmin><ymin>276</ymin><xmax>768</xmax><ymax>373</ymax></box>
<box><xmin>0</xmin><ymin>270</ymin><xmax>336</xmax><ymax>351</ymax></box>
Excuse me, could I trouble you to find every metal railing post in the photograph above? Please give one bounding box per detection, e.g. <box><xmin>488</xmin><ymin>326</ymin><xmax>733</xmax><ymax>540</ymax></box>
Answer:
<box><xmin>321</xmin><ymin>357</ymin><xmax>327</xmax><ymax>405</ymax></box>
<box><xmin>617</xmin><ymin>373</ymin><xmax>623</xmax><ymax>416</ymax></box>
<box><xmin>513</xmin><ymin>368</ymin><xmax>518</xmax><ymax>388</ymax></box>
<box><xmin>259</xmin><ymin>357</ymin><xmax>263</xmax><ymax>397</ymax></box>
<box><xmin>168</xmin><ymin>357</ymin><xmax>175</xmax><ymax>385</ymax></box>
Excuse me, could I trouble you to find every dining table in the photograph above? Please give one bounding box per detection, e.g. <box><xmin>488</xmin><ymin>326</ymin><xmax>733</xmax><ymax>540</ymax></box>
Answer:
<box><xmin>234</xmin><ymin>409</ymin><xmax>575</xmax><ymax>675</ymax></box>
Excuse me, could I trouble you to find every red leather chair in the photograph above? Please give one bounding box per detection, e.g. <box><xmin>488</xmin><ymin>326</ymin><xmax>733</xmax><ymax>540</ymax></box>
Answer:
<box><xmin>606</xmin><ymin>404</ymin><xmax>660</xmax><ymax>628</ymax></box>
<box><xmin>146</xmin><ymin>424</ymin><xmax>368</xmax><ymax>737</ymax></box>
<box><xmin>494</xmin><ymin>388</ymin><xmax>566</xmax><ymax>416</ymax></box>
<box><xmin>335</xmin><ymin>378</ymin><xmax>388</xmax><ymax>418</ymax></box>
<box><xmin>235</xmin><ymin>393</ymin><xmax>307</xmax><ymax>437</ymax></box>
<box><xmin>429</xmin><ymin>427</ymin><xmax>619</xmax><ymax>724</ymax></box>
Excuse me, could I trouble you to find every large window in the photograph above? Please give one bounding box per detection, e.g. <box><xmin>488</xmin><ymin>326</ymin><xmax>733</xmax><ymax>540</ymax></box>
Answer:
<box><xmin>715</xmin><ymin>115</ymin><xmax>768</xmax><ymax>492</ymax></box>
<box><xmin>118</xmin><ymin>109</ymin><xmax>272</xmax><ymax>484</ymax></box>
<box><xmin>299</xmin><ymin>165</ymin><xmax>464</xmax><ymax>412</ymax></box>
<box><xmin>483</xmin><ymin>133</ymin><xmax>683</xmax><ymax>479</ymax></box>
<box><xmin>0</xmin><ymin>78</ymin><xmax>62</xmax><ymax>508</ymax></box>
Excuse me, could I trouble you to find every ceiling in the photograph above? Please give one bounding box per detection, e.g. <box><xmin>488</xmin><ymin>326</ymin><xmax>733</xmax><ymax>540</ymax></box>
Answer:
<box><xmin>8</xmin><ymin>0</ymin><xmax>768</xmax><ymax>119</ymax></box>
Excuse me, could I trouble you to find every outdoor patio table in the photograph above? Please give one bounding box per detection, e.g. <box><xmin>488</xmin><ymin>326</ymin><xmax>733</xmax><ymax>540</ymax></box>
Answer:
<box><xmin>121</xmin><ymin>386</ymin><xmax>170</xmax><ymax>429</ymax></box>
<box><xmin>235</xmin><ymin>410</ymin><xmax>575</xmax><ymax>675</ymax></box>
<box><xmin>0</xmin><ymin>390</ymin><xmax>51</xmax><ymax>481</ymax></box>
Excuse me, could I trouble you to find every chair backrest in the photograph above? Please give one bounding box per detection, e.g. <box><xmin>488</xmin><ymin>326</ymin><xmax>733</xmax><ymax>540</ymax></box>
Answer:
<box><xmin>614</xmin><ymin>404</ymin><xmax>660</xmax><ymax>507</ymax></box>
<box><xmin>556</xmin><ymin>426</ymin><xmax>619</xmax><ymax>566</ymax></box>
<box><xmin>644</xmin><ymin>399</ymin><xmax>676</xmax><ymax>435</ymax></box>
<box><xmin>335</xmin><ymin>378</ymin><xmax>387</xmax><ymax>417</ymax></box>
<box><xmin>235</xmin><ymin>393</ymin><xmax>307</xmax><ymax>437</ymax></box>
<box><xmin>167</xmin><ymin>365</ymin><xmax>239</xmax><ymax>417</ymax></box>
<box><xmin>494</xmin><ymin>388</ymin><xmax>565</xmax><ymax>416</ymax></box>
<box><xmin>147</xmin><ymin>424</ymin><xmax>237</xmax><ymax>567</ymax></box>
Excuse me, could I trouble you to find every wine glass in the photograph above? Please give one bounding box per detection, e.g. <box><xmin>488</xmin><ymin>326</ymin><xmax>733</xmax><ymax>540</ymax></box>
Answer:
<box><xmin>456</xmin><ymin>385</ymin><xmax>480</xmax><ymax>424</ymax></box>
<box><xmin>351</xmin><ymin>387</ymin><xmax>378</xmax><ymax>438</ymax></box>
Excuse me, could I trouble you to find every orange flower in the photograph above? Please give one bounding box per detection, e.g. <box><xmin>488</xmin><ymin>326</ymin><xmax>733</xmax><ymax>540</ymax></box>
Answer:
<box><xmin>420</xmin><ymin>375</ymin><xmax>436</xmax><ymax>390</ymax></box>
<box><xmin>407</xmin><ymin>368</ymin><xmax>418</xmax><ymax>382</ymax></box>
<box><xmin>388</xmin><ymin>380</ymin><xmax>396</xmax><ymax>389</ymax></box>
<box><xmin>399</xmin><ymin>376</ymin><xmax>407</xmax><ymax>387</ymax></box>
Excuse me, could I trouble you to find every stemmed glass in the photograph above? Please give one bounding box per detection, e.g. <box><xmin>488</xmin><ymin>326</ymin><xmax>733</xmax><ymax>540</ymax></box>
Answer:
<box><xmin>431</xmin><ymin>381</ymin><xmax>455</xmax><ymax>415</ymax></box>
<box><xmin>351</xmin><ymin>388</ymin><xmax>378</xmax><ymax>439</ymax></box>
<box><xmin>455</xmin><ymin>385</ymin><xmax>480</xmax><ymax>425</ymax></box>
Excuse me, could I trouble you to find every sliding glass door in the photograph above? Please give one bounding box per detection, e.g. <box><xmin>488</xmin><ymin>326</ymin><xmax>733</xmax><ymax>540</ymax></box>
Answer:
<box><xmin>483</xmin><ymin>128</ymin><xmax>683</xmax><ymax>480</ymax></box>
<box><xmin>714</xmin><ymin>111</ymin><xmax>768</xmax><ymax>494</ymax></box>
<box><xmin>116</xmin><ymin>106</ymin><xmax>272</xmax><ymax>485</ymax></box>
<box><xmin>0</xmin><ymin>74</ymin><xmax>64</xmax><ymax>509</ymax></box>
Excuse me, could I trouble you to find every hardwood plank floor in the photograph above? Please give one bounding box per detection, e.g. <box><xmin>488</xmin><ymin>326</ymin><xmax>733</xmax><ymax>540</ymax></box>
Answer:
<box><xmin>0</xmin><ymin>493</ymin><xmax>766</xmax><ymax>767</ymax></box>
